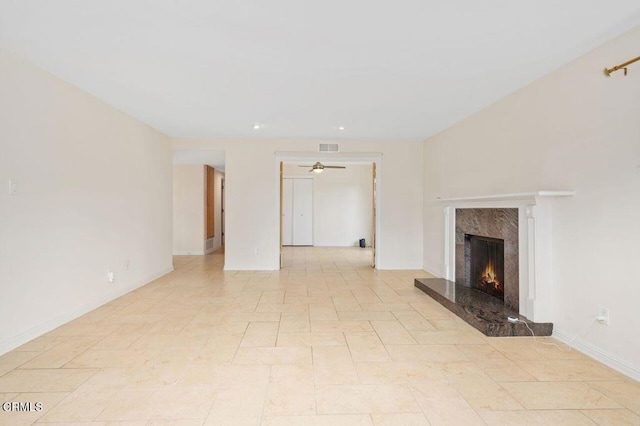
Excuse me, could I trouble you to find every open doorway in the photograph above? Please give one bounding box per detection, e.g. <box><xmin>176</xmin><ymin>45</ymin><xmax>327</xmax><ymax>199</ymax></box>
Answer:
<box><xmin>172</xmin><ymin>150</ymin><xmax>225</xmax><ymax>262</ymax></box>
<box><xmin>277</xmin><ymin>156</ymin><xmax>380</xmax><ymax>270</ymax></box>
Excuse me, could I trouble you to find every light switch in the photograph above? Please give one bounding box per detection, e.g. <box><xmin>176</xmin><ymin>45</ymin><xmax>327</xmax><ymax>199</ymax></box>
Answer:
<box><xmin>8</xmin><ymin>180</ymin><xmax>18</xmax><ymax>195</ymax></box>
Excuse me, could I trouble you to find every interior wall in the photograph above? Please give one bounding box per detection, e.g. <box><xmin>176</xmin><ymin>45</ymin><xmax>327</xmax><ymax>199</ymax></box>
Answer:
<box><xmin>422</xmin><ymin>26</ymin><xmax>640</xmax><ymax>378</ymax></box>
<box><xmin>0</xmin><ymin>49</ymin><xmax>173</xmax><ymax>354</ymax></box>
<box><xmin>283</xmin><ymin>164</ymin><xmax>373</xmax><ymax>247</ymax></box>
<box><xmin>172</xmin><ymin>139</ymin><xmax>423</xmax><ymax>270</ymax></box>
<box><xmin>172</xmin><ymin>165</ymin><xmax>205</xmax><ymax>255</ymax></box>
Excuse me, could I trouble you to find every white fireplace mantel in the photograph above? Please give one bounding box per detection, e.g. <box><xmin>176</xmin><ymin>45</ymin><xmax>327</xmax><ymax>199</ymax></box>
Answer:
<box><xmin>439</xmin><ymin>190</ymin><xmax>574</xmax><ymax>322</ymax></box>
<box><xmin>436</xmin><ymin>191</ymin><xmax>575</xmax><ymax>203</ymax></box>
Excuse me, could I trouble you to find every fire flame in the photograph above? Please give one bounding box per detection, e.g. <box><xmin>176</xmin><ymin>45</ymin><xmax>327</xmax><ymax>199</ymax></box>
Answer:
<box><xmin>480</xmin><ymin>261</ymin><xmax>502</xmax><ymax>291</ymax></box>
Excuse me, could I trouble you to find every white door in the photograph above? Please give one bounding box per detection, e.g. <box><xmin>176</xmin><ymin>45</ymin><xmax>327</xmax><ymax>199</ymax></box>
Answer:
<box><xmin>282</xmin><ymin>178</ymin><xmax>294</xmax><ymax>245</ymax></box>
<box><xmin>292</xmin><ymin>178</ymin><xmax>313</xmax><ymax>245</ymax></box>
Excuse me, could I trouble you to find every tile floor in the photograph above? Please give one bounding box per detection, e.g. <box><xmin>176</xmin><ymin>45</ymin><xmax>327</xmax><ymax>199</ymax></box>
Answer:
<box><xmin>0</xmin><ymin>247</ymin><xmax>639</xmax><ymax>425</ymax></box>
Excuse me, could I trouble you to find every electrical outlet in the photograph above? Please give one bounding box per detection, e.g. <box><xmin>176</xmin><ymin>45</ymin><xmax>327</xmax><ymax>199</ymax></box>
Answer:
<box><xmin>597</xmin><ymin>306</ymin><xmax>609</xmax><ymax>326</ymax></box>
<box><xmin>107</xmin><ymin>269</ymin><xmax>115</xmax><ymax>283</ymax></box>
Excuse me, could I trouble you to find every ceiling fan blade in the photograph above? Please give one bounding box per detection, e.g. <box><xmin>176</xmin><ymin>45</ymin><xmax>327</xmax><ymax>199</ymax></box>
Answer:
<box><xmin>298</xmin><ymin>165</ymin><xmax>313</xmax><ymax>167</ymax></box>
<box><xmin>323</xmin><ymin>166</ymin><xmax>346</xmax><ymax>169</ymax></box>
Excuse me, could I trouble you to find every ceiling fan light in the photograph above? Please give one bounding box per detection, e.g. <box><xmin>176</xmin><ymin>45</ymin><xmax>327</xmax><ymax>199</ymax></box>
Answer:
<box><xmin>312</xmin><ymin>168</ymin><xmax>323</xmax><ymax>174</ymax></box>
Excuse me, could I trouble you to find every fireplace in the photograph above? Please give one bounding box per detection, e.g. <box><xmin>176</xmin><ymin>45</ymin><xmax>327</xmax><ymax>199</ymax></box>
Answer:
<box><xmin>467</xmin><ymin>235</ymin><xmax>505</xmax><ymax>301</ymax></box>
<box><xmin>456</xmin><ymin>208</ymin><xmax>518</xmax><ymax>311</ymax></box>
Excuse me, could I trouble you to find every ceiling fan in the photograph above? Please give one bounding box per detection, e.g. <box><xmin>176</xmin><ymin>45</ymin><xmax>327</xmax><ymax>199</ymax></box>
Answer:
<box><xmin>298</xmin><ymin>161</ymin><xmax>346</xmax><ymax>174</ymax></box>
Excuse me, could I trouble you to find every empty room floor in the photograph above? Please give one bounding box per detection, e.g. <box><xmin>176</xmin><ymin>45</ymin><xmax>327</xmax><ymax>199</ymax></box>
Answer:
<box><xmin>0</xmin><ymin>247</ymin><xmax>639</xmax><ymax>425</ymax></box>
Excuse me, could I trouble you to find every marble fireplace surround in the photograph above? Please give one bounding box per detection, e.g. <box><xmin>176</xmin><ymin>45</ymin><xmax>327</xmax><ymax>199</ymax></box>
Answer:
<box><xmin>441</xmin><ymin>191</ymin><xmax>574</xmax><ymax>323</ymax></box>
<box><xmin>456</xmin><ymin>208</ymin><xmax>519</xmax><ymax>311</ymax></box>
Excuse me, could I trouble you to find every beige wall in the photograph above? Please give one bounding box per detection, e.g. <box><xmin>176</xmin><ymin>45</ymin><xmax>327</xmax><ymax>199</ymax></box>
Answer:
<box><xmin>0</xmin><ymin>48</ymin><xmax>173</xmax><ymax>354</ymax></box>
<box><xmin>172</xmin><ymin>139</ymin><xmax>424</xmax><ymax>270</ymax></box>
<box><xmin>423</xmin><ymin>26</ymin><xmax>640</xmax><ymax>379</ymax></box>
<box><xmin>173</xmin><ymin>165</ymin><xmax>205</xmax><ymax>254</ymax></box>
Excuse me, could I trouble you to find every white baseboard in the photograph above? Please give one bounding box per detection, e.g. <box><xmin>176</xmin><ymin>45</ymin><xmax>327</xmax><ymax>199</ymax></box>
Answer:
<box><xmin>375</xmin><ymin>264</ymin><xmax>424</xmax><ymax>271</ymax></box>
<box><xmin>553</xmin><ymin>328</ymin><xmax>640</xmax><ymax>382</ymax></box>
<box><xmin>173</xmin><ymin>251</ymin><xmax>206</xmax><ymax>255</ymax></box>
<box><xmin>0</xmin><ymin>266</ymin><xmax>174</xmax><ymax>356</ymax></box>
<box><xmin>422</xmin><ymin>265</ymin><xmax>443</xmax><ymax>278</ymax></box>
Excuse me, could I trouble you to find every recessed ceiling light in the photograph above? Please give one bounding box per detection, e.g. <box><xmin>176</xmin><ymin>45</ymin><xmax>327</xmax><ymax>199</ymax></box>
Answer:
<box><xmin>338</xmin><ymin>126</ymin><xmax>345</xmax><ymax>131</ymax></box>
<box><xmin>253</xmin><ymin>123</ymin><xmax>261</xmax><ymax>130</ymax></box>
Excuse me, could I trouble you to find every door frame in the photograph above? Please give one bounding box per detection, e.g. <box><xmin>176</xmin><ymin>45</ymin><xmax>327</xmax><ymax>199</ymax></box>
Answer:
<box><xmin>275</xmin><ymin>152</ymin><xmax>382</xmax><ymax>269</ymax></box>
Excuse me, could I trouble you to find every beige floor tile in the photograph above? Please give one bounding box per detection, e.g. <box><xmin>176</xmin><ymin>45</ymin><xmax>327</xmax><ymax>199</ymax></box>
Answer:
<box><xmin>360</xmin><ymin>303</ymin><xmax>414</xmax><ymax>312</ymax></box>
<box><xmin>370</xmin><ymin>320</ymin><xmax>417</xmax><ymax>345</ymax></box>
<box><xmin>309</xmin><ymin>304</ymin><xmax>339</xmax><ymax>321</ymax></box>
<box><xmin>316</xmin><ymin>384</ymin><xmax>421</xmax><ymax>414</ymax></box>
<box><xmin>588</xmin><ymin>380</ymin><xmax>640</xmax><ymax>414</ymax></box>
<box><xmin>409</xmin><ymin>302</ymin><xmax>455</xmax><ymax>320</ymax></box>
<box><xmin>410</xmin><ymin>383</ymin><xmax>485</xmax><ymax>426</ymax></box>
<box><xmin>0</xmin><ymin>351</ymin><xmax>40</xmax><ymax>376</ymax></box>
<box><xmin>147</xmin><ymin>420</ymin><xmax>206</xmax><ymax>426</ymax></box>
<box><xmin>392</xmin><ymin>311</ymin><xmax>436</xmax><ymax>332</ymax></box>
<box><xmin>483</xmin><ymin>364</ymin><xmax>538</xmax><ymax>382</ymax></box>
<box><xmin>13</xmin><ymin>334</ymin><xmax>71</xmax><ymax>352</ymax></box>
<box><xmin>64</xmin><ymin>349</ymin><xmax>144</xmax><ymax>369</ymax></box>
<box><xmin>311</xmin><ymin>320</ymin><xmax>374</xmax><ymax>333</ymax></box>
<box><xmin>410</xmin><ymin>329</ymin><xmax>485</xmax><ymax>345</ymax></box>
<box><xmin>233</xmin><ymin>347</ymin><xmax>312</xmax><ymax>365</ymax></box>
<box><xmin>262</xmin><ymin>414</ymin><xmax>373</xmax><ymax>425</ymax></box>
<box><xmin>204</xmin><ymin>384</ymin><xmax>268</xmax><ymax>425</ymax></box>
<box><xmin>332</xmin><ymin>296</ymin><xmax>362</xmax><ymax>312</ymax></box>
<box><xmin>501</xmin><ymin>382</ymin><xmax>623</xmax><ymax>409</ymax></box>
<box><xmin>183</xmin><ymin>321</ymin><xmax>249</xmax><ymax>336</ymax></box>
<box><xmin>126</xmin><ymin>333</ymin><xmax>206</xmax><ymax>351</ymax></box>
<box><xmin>177</xmin><ymin>364</ymin><xmax>271</xmax><ymax>388</ymax></box>
<box><xmin>48</xmin><ymin>323</ymin><xmax>122</xmax><ymax>337</ymax></box>
<box><xmin>337</xmin><ymin>311</ymin><xmax>396</xmax><ymax>321</ymax></box>
<box><xmin>370</xmin><ymin>413</ymin><xmax>430</xmax><ymax>425</ymax></box>
<box><xmin>260</xmin><ymin>290</ymin><xmax>286</xmax><ymax>304</ymax></box>
<box><xmin>352</xmin><ymin>290</ymin><xmax>383</xmax><ymax>304</ymax></box>
<box><xmin>263</xmin><ymin>365</ymin><xmax>316</xmax><ymax>416</ymax></box>
<box><xmin>94</xmin><ymin>389</ymin><xmax>158</xmax><ymax>421</ymax></box>
<box><xmin>223</xmin><ymin>312</ymin><xmax>282</xmax><ymax>323</ymax></box>
<box><xmin>480</xmin><ymin>410</ymin><xmax>596</xmax><ymax>425</ymax></box>
<box><xmin>192</xmin><ymin>333</ymin><xmax>243</xmax><ymax>364</ymax></box>
<box><xmin>255</xmin><ymin>303</ymin><xmax>308</xmax><ymax>313</ymax></box>
<box><xmin>488</xmin><ymin>338</ymin><xmax>549</xmax><ymax>361</ymax></box>
<box><xmin>240</xmin><ymin>322</ymin><xmax>280</xmax><ymax>347</ymax></box>
<box><xmin>355</xmin><ymin>361</ymin><xmax>447</xmax><ymax>384</ymax></box>
<box><xmin>0</xmin><ymin>368</ymin><xmax>96</xmax><ymax>392</ymax></box>
<box><xmin>142</xmin><ymin>387</ymin><xmax>217</xmax><ymax>419</ymax></box>
<box><xmin>276</xmin><ymin>332</ymin><xmax>346</xmax><ymax>347</ymax></box>
<box><xmin>516</xmin><ymin>359</ymin><xmax>626</xmax><ymax>382</ymax></box>
<box><xmin>345</xmin><ymin>332</ymin><xmax>391</xmax><ymax>362</ymax></box>
<box><xmin>386</xmin><ymin>344</ymin><xmax>469</xmax><ymax>362</ymax></box>
<box><xmin>581</xmin><ymin>409</ymin><xmax>640</xmax><ymax>425</ymax></box>
<box><xmin>313</xmin><ymin>346</ymin><xmax>360</xmax><ymax>385</ymax></box>
<box><xmin>91</xmin><ymin>324</ymin><xmax>150</xmax><ymax>350</ymax></box>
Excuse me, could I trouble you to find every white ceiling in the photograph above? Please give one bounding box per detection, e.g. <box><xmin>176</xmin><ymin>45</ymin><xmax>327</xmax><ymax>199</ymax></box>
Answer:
<box><xmin>1</xmin><ymin>1</ymin><xmax>639</xmax><ymax>141</ymax></box>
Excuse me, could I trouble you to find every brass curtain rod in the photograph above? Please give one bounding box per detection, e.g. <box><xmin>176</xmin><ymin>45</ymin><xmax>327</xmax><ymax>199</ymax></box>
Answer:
<box><xmin>603</xmin><ymin>55</ymin><xmax>640</xmax><ymax>77</ymax></box>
